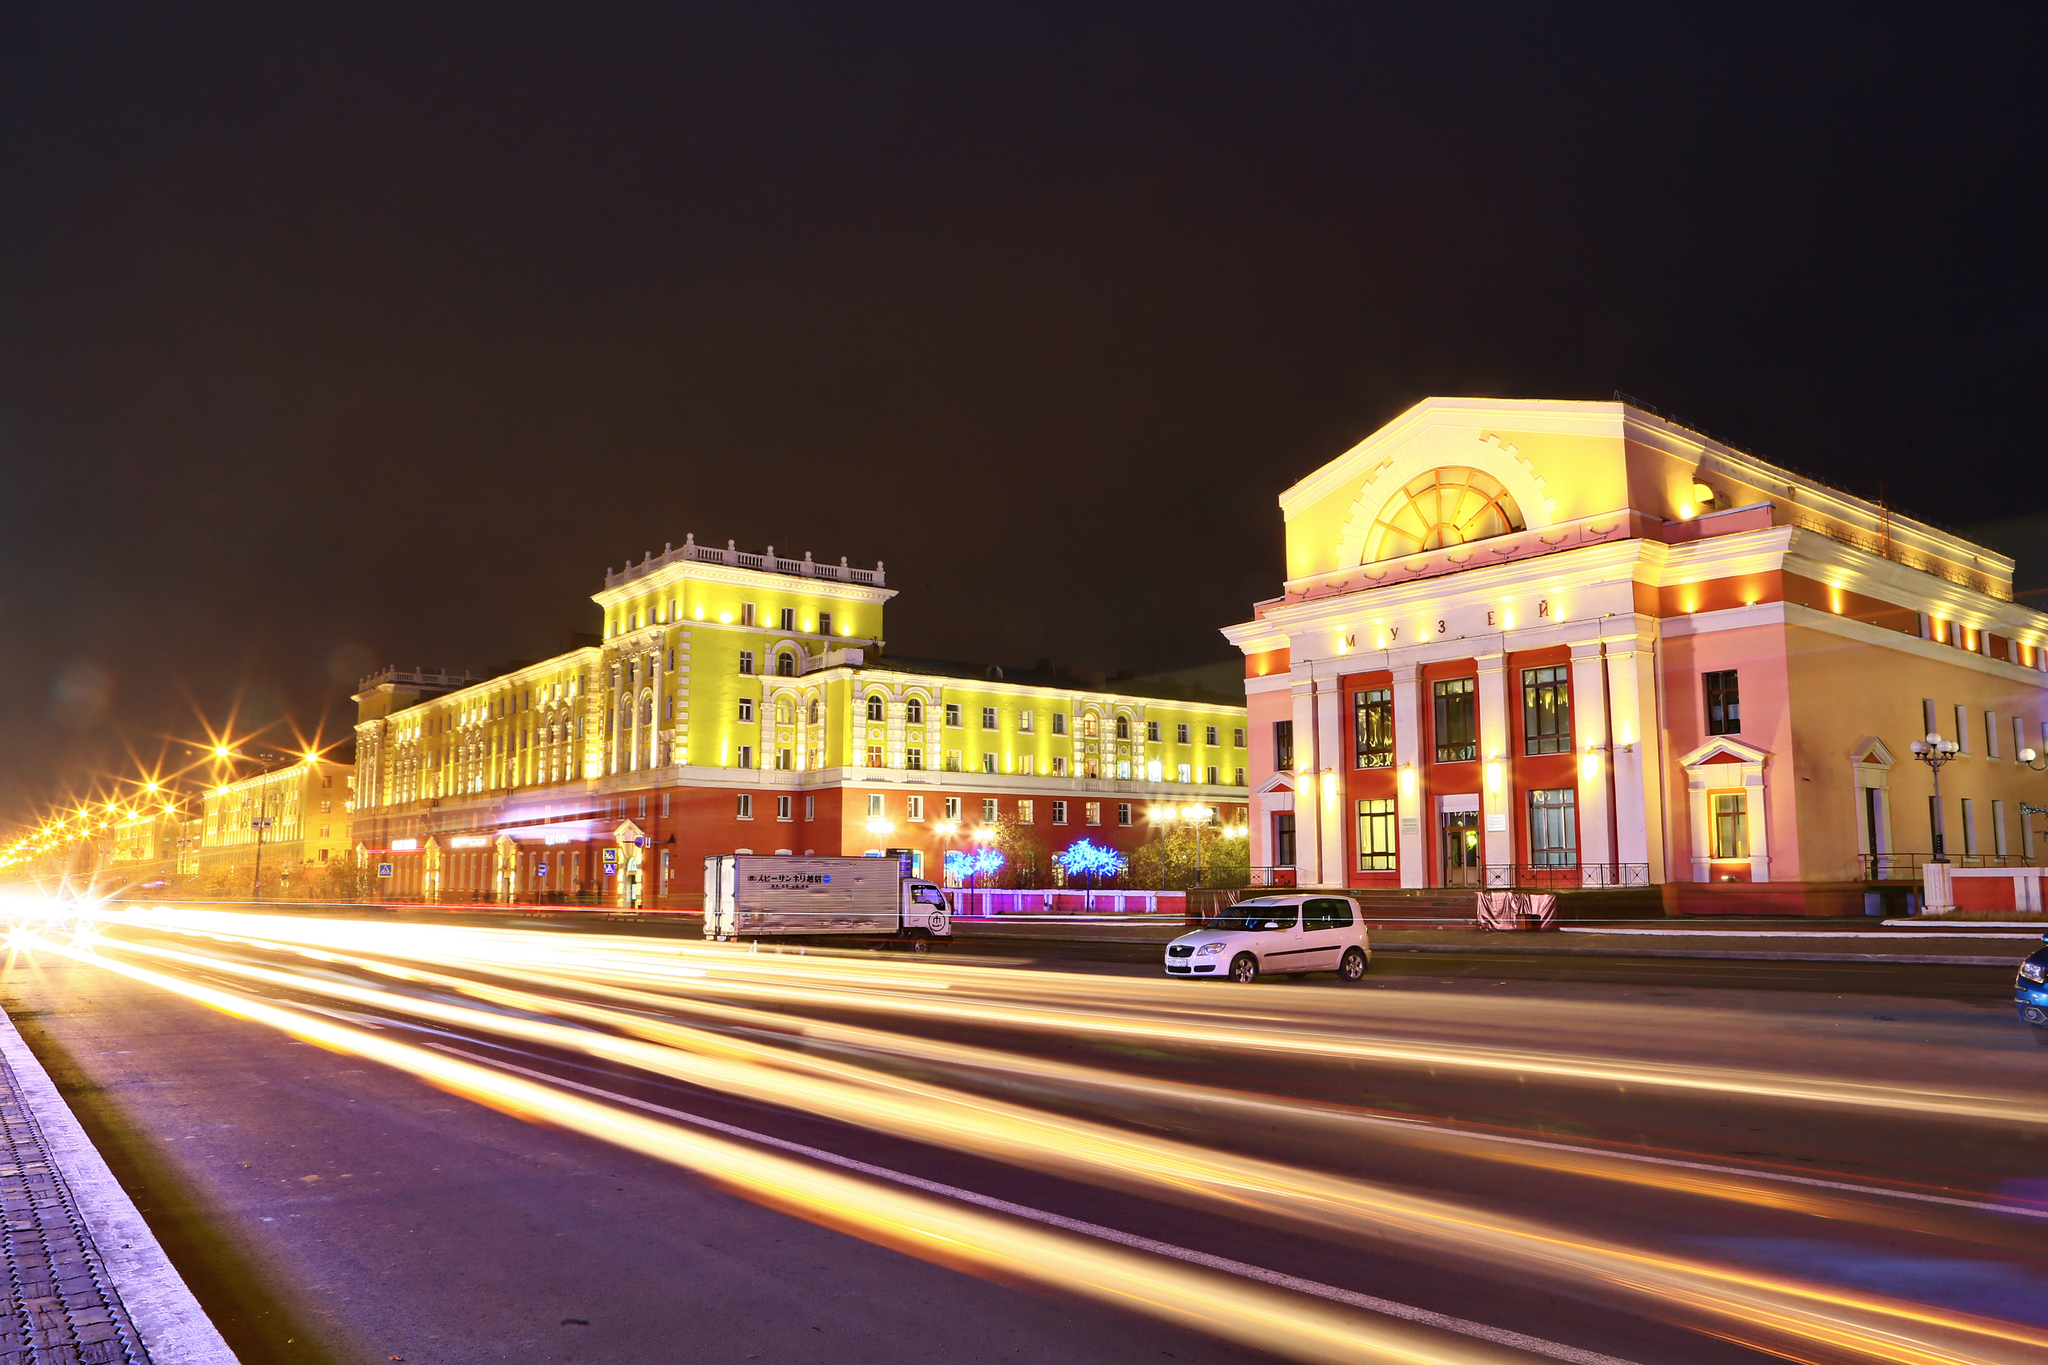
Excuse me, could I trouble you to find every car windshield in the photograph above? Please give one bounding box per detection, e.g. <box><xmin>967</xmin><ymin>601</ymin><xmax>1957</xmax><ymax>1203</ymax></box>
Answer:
<box><xmin>1205</xmin><ymin>901</ymin><xmax>1298</xmax><ymax>932</ymax></box>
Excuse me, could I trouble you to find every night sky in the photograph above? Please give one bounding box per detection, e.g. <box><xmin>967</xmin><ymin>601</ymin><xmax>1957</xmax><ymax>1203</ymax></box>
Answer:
<box><xmin>2</xmin><ymin>4</ymin><xmax>2042</xmax><ymax>823</ymax></box>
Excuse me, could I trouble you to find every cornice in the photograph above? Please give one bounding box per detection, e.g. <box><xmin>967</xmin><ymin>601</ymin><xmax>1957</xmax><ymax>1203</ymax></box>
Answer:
<box><xmin>593</xmin><ymin>560</ymin><xmax>895</xmax><ymax>607</ymax></box>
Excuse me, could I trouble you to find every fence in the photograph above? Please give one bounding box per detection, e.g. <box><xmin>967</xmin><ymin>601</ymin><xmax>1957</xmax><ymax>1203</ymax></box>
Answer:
<box><xmin>1862</xmin><ymin>853</ymin><xmax>2031</xmax><ymax>880</ymax></box>
<box><xmin>948</xmin><ymin>888</ymin><xmax>1187</xmax><ymax>917</ymax></box>
<box><xmin>1482</xmin><ymin>863</ymin><xmax>1649</xmax><ymax>889</ymax></box>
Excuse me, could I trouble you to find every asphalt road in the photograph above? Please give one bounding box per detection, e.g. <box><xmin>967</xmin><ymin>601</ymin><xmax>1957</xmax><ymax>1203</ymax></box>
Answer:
<box><xmin>1</xmin><ymin>911</ymin><xmax>2042</xmax><ymax>1365</ymax></box>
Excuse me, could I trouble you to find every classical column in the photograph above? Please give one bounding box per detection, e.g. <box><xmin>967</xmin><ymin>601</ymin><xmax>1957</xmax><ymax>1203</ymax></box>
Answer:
<box><xmin>1569</xmin><ymin>641</ymin><xmax>1616</xmax><ymax>879</ymax></box>
<box><xmin>1602</xmin><ymin>635</ymin><xmax>1664</xmax><ymax>882</ymax></box>
<box><xmin>1314</xmin><ymin>673</ymin><xmax>1345</xmax><ymax>887</ymax></box>
<box><xmin>1391</xmin><ymin>662</ymin><xmax>1426</xmax><ymax>888</ymax></box>
<box><xmin>1475</xmin><ymin>651</ymin><xmax>1511</xmax><ymax>876</ymax></box>
<box><xmin>1289</xmin><ymin>675</ymin><xmax>1321</xmax><ymax>881</ymax></box>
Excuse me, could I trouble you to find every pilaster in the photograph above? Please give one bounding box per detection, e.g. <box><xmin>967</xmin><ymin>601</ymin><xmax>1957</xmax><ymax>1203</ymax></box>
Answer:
<box><xmin>1391</xmin><ymin>662</ymin><xmax>1425</xmax><ymax>888</ymax></box>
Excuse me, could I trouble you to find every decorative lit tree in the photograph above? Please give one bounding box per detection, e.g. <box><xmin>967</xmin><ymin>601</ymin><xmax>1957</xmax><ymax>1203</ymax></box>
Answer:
<box><xmin>1054</xmin><ymin>839</ymin><xmax>1128</xmax><ymax>905</ymax></box>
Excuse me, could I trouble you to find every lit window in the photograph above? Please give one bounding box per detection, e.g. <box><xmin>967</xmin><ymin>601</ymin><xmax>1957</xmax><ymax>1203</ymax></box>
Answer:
<box><xmin>1017</xmin><ymin>800</ymin><xmax>1034</xmax><ymax>825</ymax></box>
<box><xmin>1176</xmin><ymin>763</ymin><xmax>1192</xmax><ymax>783</ymax></box>
<box><xmin>945</xmin><ymin>751</ymin><xmax>961</xmax><ymax>772</ymax></box>
<box><xmin>1020</xmin><ymin>711</ymin><xmax>1034</xmax><ymax>733</ymax></box>
<box><xmin>1085</xmin><ymin>802</ymin><xmax>1100</xmax><ymax>826</ymax></box>
<box><xmin>1432</xmin><ymin>678</ymin><xmax>1477</xmax><ymax>762</ymax></box>
<box><xmin>1529</xmin><ymin>789</ymin><xmax>1576</xmax><ymax>867</ymax></box>
<box><xmin>741</xmin><ymin>603</ymin><xmax>757</xmax><ymax>626</ymax></box>
<box><xmin>1363</xmin><ymin>466</ymin><xmax>1524</xmax><ymax>562</ymax></box>
<box><xmin>1354</xmin><ymin>688</ymin><xmax>1393</xmax><ymax>768</ymax></box>
<box><xmin>1522</xmin><ymin>667</ymin><xmax>1571</xmax><ymax>755</ymax></box>
<box><xmin>1052</xmin><ymin>756</ymin><xmax>1067</xmax><ymax>776</ymax></box>
<box><xmin>1357</xmin><ymin>799</ymin><xmax>1396</xmax><ymax>870</ymax></box>
<box><xmin>1711</xmin><ymin>794</ymin><xmax>1748</xmax><ymax>859</ymax></box>
<box><xmin>867</xmin><ymin>745</ymin><xmax>884</xmax><ymax>768</ymax></box>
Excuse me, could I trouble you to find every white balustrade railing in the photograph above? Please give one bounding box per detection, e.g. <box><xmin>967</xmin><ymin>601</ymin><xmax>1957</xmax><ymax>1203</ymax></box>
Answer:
<box><xmin>608</xmin><ymin>534</ymin><xmax>885</xmax><ymax>588</ymax></box>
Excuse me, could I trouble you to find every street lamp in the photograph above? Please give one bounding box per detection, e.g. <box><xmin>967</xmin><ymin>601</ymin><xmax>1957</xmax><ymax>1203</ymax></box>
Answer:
<box><xmin>1908</xmin><ymin>731</ymin><xmax>1961</xmax><ymax>863</ymax></box>
<box><xmin>2020</xmin><ymin>747</ymin><xmax>2047</xmax><ymax>772</ymax></box>
<box><xmin>1180</xmin><ymin>804</ymin><xmax>1214</xmax><ymax>889</ymax></box>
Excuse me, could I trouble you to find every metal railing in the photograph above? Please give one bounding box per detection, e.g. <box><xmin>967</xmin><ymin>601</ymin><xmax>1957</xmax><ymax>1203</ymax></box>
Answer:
<box><xmin>1247</xmin><ymin>866</ymin><xmax>1299</xmax><ymax>887</ymax></box>
<box><xmin>1861</xmin><ymin>853</ymin><xmax>2032</xmax><ymax>879</ymax></box>
<box><xmin>1483</xmin><ymin>863</ymin><xmax>1650</xmax><ymax>890</ymax></box>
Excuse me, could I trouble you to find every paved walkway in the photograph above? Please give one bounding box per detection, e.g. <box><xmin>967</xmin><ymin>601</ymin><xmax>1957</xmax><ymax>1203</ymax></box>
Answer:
<box><xmin>0</xmin><ymin>1011</ymin><xmax>234</xmax><ymax>1365</ymax></box>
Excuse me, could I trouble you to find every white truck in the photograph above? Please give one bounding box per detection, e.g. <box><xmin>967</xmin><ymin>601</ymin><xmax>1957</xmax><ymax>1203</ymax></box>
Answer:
<box><xmin>702</xmin><ymin>854</ymin><xmax>953</xmax><ymax>949</ymax></box>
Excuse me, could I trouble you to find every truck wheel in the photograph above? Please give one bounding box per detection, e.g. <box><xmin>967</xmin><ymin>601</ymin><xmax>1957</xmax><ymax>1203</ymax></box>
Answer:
<box><xmin>908</xmin><ymin>937</ymin><xmax>931</xmax><ymax>955</ymax></box>
<box><xmin>1339</xmin><ymin>948</ymin><xmax>1368</xmax><ymax>982</ymax></box>
<box><xmin>1229</xmin><ymin>953</ymin><xmax>1259</xmax><ymax>983</ymax></box>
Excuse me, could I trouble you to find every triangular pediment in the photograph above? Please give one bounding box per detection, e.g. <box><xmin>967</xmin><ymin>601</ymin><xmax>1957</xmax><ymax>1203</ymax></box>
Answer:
<box><xmin>613</xmin><ymin>819</ymin><xmax>646</xmax><ymax>843</ymax></box>
<box><xmin>1848</xmin><ymin>736</ymin><xmax>1897</xmax><ymax>766</ymax></box>
<box><xmin>1253</xmin><ymin>770</ymin><xmax>1296</xmax><ymax>796</ymax></box>
<box><xmin>1677</xmin><ymin>737</ymin><xmax>1770</xmax><ymax>768</ymax></box>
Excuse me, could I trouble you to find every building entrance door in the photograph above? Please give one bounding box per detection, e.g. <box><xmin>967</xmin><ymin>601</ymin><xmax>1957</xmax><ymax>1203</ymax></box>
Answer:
<box><xmin>1441</xmin><ymin>811</ymin><xmax>1481</xmax><ymax>887</ymax></box>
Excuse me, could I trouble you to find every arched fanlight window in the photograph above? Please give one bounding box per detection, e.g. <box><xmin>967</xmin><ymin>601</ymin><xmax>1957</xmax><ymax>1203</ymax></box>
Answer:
<box><xmin>1363</xmin><ymin>466</ymin><xmax>1524</xmax><ymax>563</ymax></box>
<box><xmin>1115</xmin><ymin>715</ymin><xmax>1130</xmax><ymax>740</ymax></box>
<box><xmin>866</xmin><ymin>694</ymin><xmax>886</xmax><ymax>721</ymax></box>
<box><xmin>777</xmin><ymin>652</ymin><xmax>796</xmax><ymax>677</ymax></box>
<box><xmin>906</xmin><ymin>697</ymin><xmax>924</xmax><ymax>724</ymax></box>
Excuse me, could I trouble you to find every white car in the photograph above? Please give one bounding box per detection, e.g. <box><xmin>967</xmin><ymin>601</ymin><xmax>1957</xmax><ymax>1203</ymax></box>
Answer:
<box><xmin>1164</xmin><ymin>894</ymin><xmax>1370</xmax><ymax>983</ymax></box>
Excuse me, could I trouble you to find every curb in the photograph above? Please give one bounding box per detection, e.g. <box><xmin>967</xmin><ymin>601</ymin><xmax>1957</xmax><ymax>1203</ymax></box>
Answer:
<box><xmin>0</xmin><ymin>1007</ymin><xmax>239</xmax><ymax>1364</ymax></box>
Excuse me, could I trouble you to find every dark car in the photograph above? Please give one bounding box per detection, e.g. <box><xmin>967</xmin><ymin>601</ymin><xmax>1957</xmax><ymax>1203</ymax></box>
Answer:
<box><xmin>2016</xmin><ymin>933</ymin><xmax>2048</xmax><ymax>1027</ymax></box>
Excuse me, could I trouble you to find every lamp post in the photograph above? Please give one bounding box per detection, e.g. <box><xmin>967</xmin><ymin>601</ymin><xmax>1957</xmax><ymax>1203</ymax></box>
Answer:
<box><xmin>1180</xmin><ymin>804</ymin><xmax>1214</xmax><ymax>889</ymax></box>
<box><xmin>1908</xmin><ymin>732</ymin><xmax>1961</xmax><ymax>863</ymax></box>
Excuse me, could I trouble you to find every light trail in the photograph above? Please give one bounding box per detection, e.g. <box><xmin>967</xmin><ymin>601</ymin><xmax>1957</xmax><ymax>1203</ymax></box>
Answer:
<box><xmin>64</xmin><ymin>920</ymin><xmax>2048</xmax><ymax>1365</ymax></box>
<box><xmin>111</xmin><ymin>907</ymin><xmax>2048</xmax><ymax>1130</ymax></box>
<box><xmin>26</xmin><ymin>933</ymin><xmax>1551</xmax><ymax>1365</ymax></box>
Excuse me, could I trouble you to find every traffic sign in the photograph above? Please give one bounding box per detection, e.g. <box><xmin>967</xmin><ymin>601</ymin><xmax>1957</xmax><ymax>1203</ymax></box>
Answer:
<box><xmin>378</xmin><ymin>862</ymin><xmax>393</xmax><ymax>878</ymax></box>
<box><xmin>603</xmin><ymin>865</ymin><xmax>616</xmax><ymax>876</ymax></box>
<box><xmin>602</xmin><ymin>848</ymin><xmax>619</xmax><ymax>865</ymax></box>
<box><xmin>536</xmin><ymin>862</ymin><xmax>548</xmax><ymax>876</ymax></box>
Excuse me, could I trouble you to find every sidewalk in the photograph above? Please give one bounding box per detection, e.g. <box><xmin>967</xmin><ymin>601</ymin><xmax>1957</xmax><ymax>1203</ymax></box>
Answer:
<box><xmin>0</xmin><ymin>1008</ymin><xmax>235</xmax><ymax>1365</ymax></box>
<box><xmin>950</xmin><ymin>915</ymin><xmax>2035</xmax><ymax>964</ymax></box>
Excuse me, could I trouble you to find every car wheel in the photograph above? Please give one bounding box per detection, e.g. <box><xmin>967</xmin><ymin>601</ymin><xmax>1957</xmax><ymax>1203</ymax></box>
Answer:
<box><xmin>1339</xmin><ymin>948</ymin><xmax>1368</xmax><ymax>981</ymax></box>
<box><xmin>1230</xmin><ymin>953</ymin><xmax>1259</xmax><ymax>983</ymax></box>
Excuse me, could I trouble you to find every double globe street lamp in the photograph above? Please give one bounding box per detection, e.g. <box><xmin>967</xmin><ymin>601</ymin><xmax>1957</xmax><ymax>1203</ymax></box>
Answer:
<box><xmin>1908</xmin><ymin>731</ymin><xmax>1961</xmax><ymax>864</ymax></box>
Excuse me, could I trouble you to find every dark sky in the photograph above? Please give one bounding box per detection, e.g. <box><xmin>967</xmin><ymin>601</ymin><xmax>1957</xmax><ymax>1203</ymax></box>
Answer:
<box><xmin>2</xmin><ymin>4</ymin><xmax>2042</xmax><ymax>824</ymax></box>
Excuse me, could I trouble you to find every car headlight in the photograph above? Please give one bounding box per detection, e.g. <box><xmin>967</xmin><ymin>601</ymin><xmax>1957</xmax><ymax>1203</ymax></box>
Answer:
<box><xmin>1195</xmin><ymin>941</ymin><xmax>1227</xmax><ymax>956</ymax></box>
<box><xmin>2021</xmin><ymin>961</ymin><xmax>2046</xmax><ymax>984</ymax></box>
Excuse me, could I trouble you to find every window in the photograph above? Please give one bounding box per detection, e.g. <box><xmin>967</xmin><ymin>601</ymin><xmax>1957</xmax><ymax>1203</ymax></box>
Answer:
<box><xmin>868</xmin><ymin>794</ymin><xmax>884</xmax><ymax>817</ymax></box>
<box><xmin>1081</xmin><ymin>714</ymin><xmax>1100</xmax><ymax>738</ymax></box>
<box><xmin>1273</xmin><ymin>812</ymin><xmax>1296</xmax><ymax>867</ymax></box>
<box><xmin>907</xmin><ymin>747</ymin><xmax>923</xmax><ymax>770</ymax></box>
<box><xmin>665</xmin><ymin>695</ymin><xmax>675</xmax><ymax>720</ymax></box>
<box><xmin>1711</xmin><ymin>793</ymin><xmax>1748</xmax><ymax>858</ymax></box>
<box><xmin>945</xmin><ymin>797</ymin><xmax>961</xmax><ymax>821</ymax></box>
<box><xmin>1528</xmin><ymin>788</ymin><xmax>1576</xmax><ymax>867</ymax></box>
<box><xmin>1018</xmin><ymin>800</ymin><xmax>1034</xmax><ymax>824</ymax></box>
<box><xmin>1052</xmin><ymin>801</ymin><xmax>1067</xmax><ymax>825</ymax></box>
<box><xmin>1117</xmin><ymin>802</ymin><xmax>1132</xmax><ymax>827</ymax></box>
<box><xmin>1233</xmin><ymin>728</ymin><xmax>1245</xmax><ymax>748</ymax></box>
<box><xmin>1987</xmin><ymin>711</ymin><xmax>2001</xmax><ymax>758</ymax></box>
<box><xmin>1205</xmin><ymin>765</ymin><xmax>1219</xmax><ymax>784</ymax></box>
<box><xmin>809</xmin><ymin>698</ymin><xmax>821</xmax><ymax>724</ymax></box>
<box><xmin>908</xmin><ymin>795</ymin><xmax>925</xmax><ymax>822</ymax></box>
<box><xmin>817</xmin><ymin>612</ymin><xmax>832</xmax><ymax>636</ymax></box>
<box><xmin>1176</xmin><ymin>763</ymin><xmax>1192</xmax><ymax>783</ymax></box>
<box><xmin>1144</xmin><ymin>720</ymin><xmax>1158</xmax><ymax>742</ymax></box>
<box><xmin>982</xmin><ymin>798</ymin><xmax>998</xmax><ymax>822</ymax></box>
<box><xmin>1052</xmin><ymin>756</ymin><xmax>1067</xmax><ymax>776</ymax></box>
<box><xmin>982</xmin><ymin>753</ymin><xmax>996</xmax><ymax>773</ymax></box>
<box><xmin>775</xmin><ymin>748</ymin><xmax>792</xmax><ymax>770</ymax></box>
<box><xmin>1017</xmin><ymin>754</ymin><xmax>1035</xmax><ymax>775</ymax></box>
<box><xmin>945</xmin><ymin>751</ymin><xmax>962</xmax><ymax>772</ymax></box>
<box><xmin>739</xmin><ymin>650</ymin><xmax>755</xmax><ymax>676</ymax></box>
<box><xmin>1306</xmin><ymin>898</ymin><xmax>1355</xmax><ymax>930</ymax></box>
<box><xmin>1433</xmin><ymin>678</ymin><xmax>1477</xmax><ymax>762</ymax></box>
<box><xmin>805</xmin><ymin>795</ymin><xmax>815</xmax><ymax>820</ymax></box>
<box><xmin>1019</xmin><ymin>711</ymin><xmax>1034</xmax><ymax>733</ymax></box>
<box><xmin>777</xmin><ymin>795</ymin><xmax>792</xmax><ymax>821</ymax></box>
<box><xmin>320</xmin><ymin>799</ymin><xmax>332</xmax><ymax>814</ymax></box>
<box><xmin>1357</xmin><ymin>799</ymin><xmax>1396</xmax><ymax>869</ymax></box>
<box><xmin>945</xmin><ymin>703</ymin><xmax>961</xmax><ymax>727</ymax></box>
<box><xmin>1234</xmin><ymin>767</ymin><xmax>1245</xmax><ymax>785</ymax></box>
<box><xmin>1354</xmin><ymin>688</ymin><xmax>1393</xmax><ymax>768</ymax></box>
<box><xmin>1954</xmin><ymin>705</ymin><xmax>1970</xmax><ymax>752</ymax></box>
<box><xmin>1052</xmin><ymin>712</ymin><xmax>1066</xmax><ymax>736</ymax></box>
<box><xmin>1085</xmin><ymin>802</ymin><xmax>1100</xmax><ymax>826</ymax></box>
<box><xmin>982</xmin><ymin>706</ymin><xmax>998</xmax><ymax>729</ymax></box>
<box><xmin>866</xmin><ymin>744</ymin><xmax>884</xmax><ymax>767</ymax></box>
<box><xmin>737</xmin><ymin>793</ymin><xmax>753</xmax><ymax>819</ymax></box>
<box><xmin>1176</xmin><ymin>722</ymin><xmax>1190</xmax><ymax>744</ymax></box>
<box><xmin>777</xmin><ymin>652</ymin><xmax>795</xmax><ymax>677</ymax></box>
<box><xmin>867</xmin><ymin>694</ymin><xmax>886</xmax><ymax>721</ymax></box>
<box><xmin>1274</xmin><ymin>720</ymin><xmax>1294</xmax><ymax>771</ymax></box>
<box><xmin>906</xmin><ymin>697</ymin><xmax>924</xmax><ymax>724</ymax></box>
<box><xmin>1521</xmin><ymin>666</ymin><xmax>1572</xmax><ymax>755</ymax></box>
<box><xmin>1705</xmin><ymin>670</ymin><xmax>1740</xmax><ymax>736</ymax></box>
<box><xmin>737</xmin><ymin>744</ymin><xmax>753</xmax><ymax>768</ymax></box>
<box><xmin>322</xmin><ymin>775</ymin><xmax>333</xmax><ymax>789</ymax></box>
<box><xmin>780</xmin><ymin>607</ymin><xmax>795</xmax><ymax>630</ymax></box>
<box><xmin>741</xmin><ymin>603</ymin><xmax>757</xmax><ymax>626</ymax></box>
<box><xmin>773</xmin><ymin>700</ymin><xmax>792</xmax><ymax>724</ymax></box>
<box><xmin>2017</xmin><ymin>716</ymin><xmax>2028</xmax><ymax>763</ymax></box>
<box><xmin>1994</xmin><ymin>799</ymin><xmax>2009</xmax><ymax>856</ymax></box>
<box><xmin>738</xmin><ymin>697</ymin><xmax>754</xmax><ymax>722</ymax></box>
<box><xmin>662</xmin><ymin>793</ymin><xmax>671</xmax><ymax>817</ymax></box>
<box><xmin>1961</xmin><ymin>797</ymin><xmax>1978</xmax><ymax>855</ymax></box>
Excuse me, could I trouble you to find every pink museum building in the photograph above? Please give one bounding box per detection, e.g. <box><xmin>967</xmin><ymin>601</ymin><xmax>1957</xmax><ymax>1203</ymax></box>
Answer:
<box><xmin>1223</xmin><ymin>397</ymin><xmax>2048</xmax><ymax>912</ymax></box>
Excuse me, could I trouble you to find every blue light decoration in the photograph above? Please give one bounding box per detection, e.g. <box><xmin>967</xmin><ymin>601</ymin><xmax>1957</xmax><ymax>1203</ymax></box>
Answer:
<box><xmin>1054</xmin><ymin>838</ymin><xmax>1127</xmax><ymax>885</ymax></box>
<box><xmin>944</xmin><ymin>846</ymin><xmax>1006</xmax><ymax>886</ymax></box>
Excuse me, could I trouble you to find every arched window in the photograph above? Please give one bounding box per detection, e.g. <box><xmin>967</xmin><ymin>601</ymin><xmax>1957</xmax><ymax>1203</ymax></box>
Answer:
<box><xmin>866</xmin><ymin>694</ymin><xmax>886</xmax><ymax>721</ymax></box>
<box><xmin>1115</xmin><ymin>715</ymin><xmax>1130</xmax><ymax>740</ymax></box>
<box><xmin>642</xmin><ymin>695</ymin><xmax>653</xmax><ymax>726</ymax></box>
<box><xmin>774</xmin><ymin>700</ymin><xmax>793</xmax><ymax>725</ymax></box>
<box><xmin>906</xmin><ymin>697</ymin><xmax>924</xmax><ymax>724</ymax></box>
<box><xmin>777</xmin><ymin>652</ymin><xmax>796</xmax><ymax>677</ymax></box>
<box><xmin>1363</xmin><ymin>466</ymin><xmax>1524</xmax><ymax>563</ymax></box>
<box><xmin>809</xmin><ymin>699</ymin><xmax>821</xmax><ymax>724</ymax></box>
